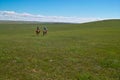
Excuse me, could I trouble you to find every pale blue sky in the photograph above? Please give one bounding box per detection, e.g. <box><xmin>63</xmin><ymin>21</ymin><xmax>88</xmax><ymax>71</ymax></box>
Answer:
<box><xmin>0</xmin><ymin>0</ymin><xmax>119</xmax><ymax>23</ymax></box>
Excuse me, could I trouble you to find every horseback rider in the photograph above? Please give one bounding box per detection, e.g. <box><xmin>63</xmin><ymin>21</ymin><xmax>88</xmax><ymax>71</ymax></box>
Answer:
<box><xmin>37</xmin><ymin>26</ymin><xmax>40</xmax><ymax>31</ymax></box>
<box><xmin>43</xmin><ymin>26</ymin><xmax>47</xmax><ymax>31</ymax></box>
<box><xmin>43</xmin><ymin>26</ymin><xmax>48</xmax><ymax>36</ymax></box>
<box><xmin>36</xmin><ymin>26</ymin><xmax>40</xmax><ymax>35</ymax></box>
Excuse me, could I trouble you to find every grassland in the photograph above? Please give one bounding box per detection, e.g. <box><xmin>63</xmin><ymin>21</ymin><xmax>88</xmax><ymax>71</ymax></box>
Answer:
<box><xmin>0</xmin><ymin>20</ymin><xmax>120</xmax><ymax>80</ymax></box>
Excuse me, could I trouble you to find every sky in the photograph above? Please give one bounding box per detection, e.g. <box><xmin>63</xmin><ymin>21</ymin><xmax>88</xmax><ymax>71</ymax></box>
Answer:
<box><xmin>0</xmin><ymin>0</ymin><xmax>120</xmax><ymax>23</ymax></box>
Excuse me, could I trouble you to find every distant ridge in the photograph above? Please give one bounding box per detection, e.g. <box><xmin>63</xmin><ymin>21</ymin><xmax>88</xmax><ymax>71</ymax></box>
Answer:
<box><xmin>0</xmin><ymin>19</ymin><xmax>120</xmax><ymax>24</ymax></box>
<box><xmin>0</xmin><ymin>20</ymin><xmax>74</xmax><ymax>24</ymax></box>
<box><xmin>80</xmin><ymin>19</ymin><xmax>120</xmax><ymax>24</ymax></box>
<box><xmin>0</xmin><ymin>20</ymin><xmax>43</xmax><ymax>24</ymax></box>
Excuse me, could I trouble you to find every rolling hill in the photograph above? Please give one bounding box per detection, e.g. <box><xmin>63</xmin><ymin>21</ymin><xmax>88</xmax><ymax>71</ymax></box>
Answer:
<box><xmin>0</xmin><ymin>19</ymin><xmax>120</xmax><ymax>80</ymax></box>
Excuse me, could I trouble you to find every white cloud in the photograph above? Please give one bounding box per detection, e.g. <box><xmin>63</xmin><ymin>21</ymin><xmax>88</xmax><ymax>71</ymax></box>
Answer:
<box><xmin>0</xmin><ymin>11</ymin><xmax>104</xmax><ymax>23</ymax></box>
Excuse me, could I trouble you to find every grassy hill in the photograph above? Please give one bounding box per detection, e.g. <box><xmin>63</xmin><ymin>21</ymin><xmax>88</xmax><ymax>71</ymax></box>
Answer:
<box><xmin>0</xmin><ymin>20</ymin><xmax>120</xmax><ymax>80</ymax></box>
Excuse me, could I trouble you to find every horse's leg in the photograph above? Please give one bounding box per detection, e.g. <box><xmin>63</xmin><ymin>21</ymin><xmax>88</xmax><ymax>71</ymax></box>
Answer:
<box><xmin>36</xmin><ymin>31</ymin><xmax>38</xmax><ymax>35</ymax></box>
<box><xmin>43</xmin><ymin>31</ymin><xmax>46</xmax><ymax>36</ymax></box>
<box><xmin>43</xmin><ymin>31</ymin><xmax>47</xmax><ymax>36</ymax></box>
<box><xmin>43</xmin><ymin>32</ymin><xmax>44</xmax><ymax>36</ymax></box>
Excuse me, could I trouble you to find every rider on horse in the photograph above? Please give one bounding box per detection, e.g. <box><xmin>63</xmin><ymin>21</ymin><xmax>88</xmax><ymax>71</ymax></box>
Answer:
<box><xmin>43</xmin><ymin>26</ymin><xmax>48</xmax><ymax>36</ymax></box>
<box><xmin>37</xmin><ymin>26</ymin><xmax>40</xmax><ymax>30</ymax></box>
<box><xmin>36</xmin><ymin>26</ymin><xmax>40</xmax><ymax>35</ymax></box>
<box><xmin>43</xmin><ymin>26</ymin><xmax>47</xmax><ymax>31</ymax></box>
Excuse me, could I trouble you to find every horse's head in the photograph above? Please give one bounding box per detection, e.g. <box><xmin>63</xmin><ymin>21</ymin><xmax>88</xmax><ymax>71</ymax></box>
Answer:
<box><xmin>36</xmin><ymin>30</ymin><xmax>40</xmax><ymax>35</ymax></box>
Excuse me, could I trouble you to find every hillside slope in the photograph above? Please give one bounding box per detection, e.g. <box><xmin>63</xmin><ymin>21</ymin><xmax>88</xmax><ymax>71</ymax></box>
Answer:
<box><xmin>0</xmin><ymin>19</ymin><xmax>120</xmax><ymax>80</ymax></box>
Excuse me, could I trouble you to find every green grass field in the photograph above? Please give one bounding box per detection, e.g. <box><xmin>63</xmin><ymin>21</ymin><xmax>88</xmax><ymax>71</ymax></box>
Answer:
<box><xmin>0</xmin><ymin>20</ymin><xmax>120</xmax><ymax>80</ymax></box>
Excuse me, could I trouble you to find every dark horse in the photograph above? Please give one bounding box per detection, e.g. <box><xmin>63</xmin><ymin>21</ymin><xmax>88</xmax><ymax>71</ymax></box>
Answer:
<box><xmin>43</xmin><ymin>30</ymin><xmax>47</xmax><ymax>36</ymax></box>
<box><xmin>36</xmin><ymin>29</ymin><xmax>40</xmax><ymax>35</ymax></box>
<box><xmin>36</xmin><ymin>27</ymin><xmax>40</xmax><ymax>35</ymax></box>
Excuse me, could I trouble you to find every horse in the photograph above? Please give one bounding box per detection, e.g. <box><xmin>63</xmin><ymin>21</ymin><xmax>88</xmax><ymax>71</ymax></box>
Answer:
<box><xmin>43</xmin><ymin>30</ymin><xmax>47</xmax><ymax>36</ymax></box>
<box><xmin>36</xmin><ymin>29</ymin><xmax>40</xmax><ymax>35</ymax></box>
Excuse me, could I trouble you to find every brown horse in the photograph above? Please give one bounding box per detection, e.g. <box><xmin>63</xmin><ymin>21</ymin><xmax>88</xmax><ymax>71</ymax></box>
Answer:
<box><xmin>36</xmin><ymin>29</ymin><xmax>40</xmax><ymax>35</ymax></box>
<box><xmin>43</xmin><ymin>30</ymin><xmax>47</xmax><ymax>36</ymax></box>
